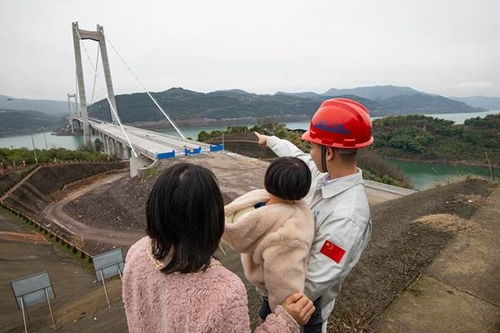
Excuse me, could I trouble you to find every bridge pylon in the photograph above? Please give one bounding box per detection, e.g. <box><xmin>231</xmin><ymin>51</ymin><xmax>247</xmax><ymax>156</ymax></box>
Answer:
<box><xmin>72</xmin><ymin>22</ymin><xmax>119</xmax><ymax>147</ymax></box>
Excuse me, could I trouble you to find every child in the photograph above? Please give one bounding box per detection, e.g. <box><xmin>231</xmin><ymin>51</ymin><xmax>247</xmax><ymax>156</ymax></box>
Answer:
<box><xmin>222</xmin><ymin>157</ymin><xmax>314</xmax><ymax>314</ymax></box>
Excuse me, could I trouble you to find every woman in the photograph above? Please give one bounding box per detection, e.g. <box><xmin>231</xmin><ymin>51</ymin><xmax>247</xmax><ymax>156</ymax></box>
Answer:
<box><xmin>122</xmin><ymin>162</ymin><xmax>315</xmax><ymax>332</ymax></box>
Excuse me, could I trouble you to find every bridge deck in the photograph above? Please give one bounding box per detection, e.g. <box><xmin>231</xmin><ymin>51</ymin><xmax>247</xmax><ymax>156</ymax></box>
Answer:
<box><xmin>89</xmin><ymin>120</ymin><xmax>210</xmax><ymax>160</ymax></box>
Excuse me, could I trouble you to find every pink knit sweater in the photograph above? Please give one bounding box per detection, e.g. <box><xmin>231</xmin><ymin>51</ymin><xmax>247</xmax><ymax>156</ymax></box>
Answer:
<box><xmin>122</xmin><ymin>236</ymin><xmax>300</xmax><ymax>332</ymax></box>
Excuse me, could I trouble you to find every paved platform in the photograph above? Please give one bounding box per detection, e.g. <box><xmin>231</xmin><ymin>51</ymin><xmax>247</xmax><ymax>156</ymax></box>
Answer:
<box><xmin>364</xmin><ymin>179</ymin><xmax>418</xmax><ymax>205</ymax></box>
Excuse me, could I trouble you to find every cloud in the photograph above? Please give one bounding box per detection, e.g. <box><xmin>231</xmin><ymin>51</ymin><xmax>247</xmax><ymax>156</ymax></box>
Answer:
<box><xmin>441</xmin><ymin>81</ymin><xmax>500</xmax><ymax>97</ymax></box>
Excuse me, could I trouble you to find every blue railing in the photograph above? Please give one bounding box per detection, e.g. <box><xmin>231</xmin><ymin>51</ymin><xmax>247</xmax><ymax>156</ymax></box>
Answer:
<box><xmin>210</xmin><ymin>144</ymin><xmax>224</xmax><ymax>152</ymax></box>
<box><xmin>184</xmin><ymin>147</ymin><xmax>202</xmax><ymax>156</ymax></box>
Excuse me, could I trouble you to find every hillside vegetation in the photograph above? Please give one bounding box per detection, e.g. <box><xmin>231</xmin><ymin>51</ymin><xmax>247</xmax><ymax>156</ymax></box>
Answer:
<box><xmin>372</xmin><ymin>114</ymin><xmax>500</xmax><ymax>165</ymax></box>
<box><xmin>0</xmin><ymin>148</ymin><xmax>114</xmax><ymax>167</ymax></box>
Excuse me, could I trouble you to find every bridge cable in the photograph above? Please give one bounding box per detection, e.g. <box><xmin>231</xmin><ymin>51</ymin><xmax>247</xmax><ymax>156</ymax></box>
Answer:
<box><xmin>74</xmin><ymin>28</ymin><xmax>139</xmax><ymax>158</ymax></box>
<box><xmin>105</xmin><ymin>96</ymin><xmax>139</xmax><ymax>158</ymax></box>
<box><xmin>103</xmin><ymin>34</ymin><xmax>186</xmax><ymax>140</ymax></box>
<box><xmin>89</xmin><ymin>46</ymin><xmax>100</xmax><ymax>106</ymax></box>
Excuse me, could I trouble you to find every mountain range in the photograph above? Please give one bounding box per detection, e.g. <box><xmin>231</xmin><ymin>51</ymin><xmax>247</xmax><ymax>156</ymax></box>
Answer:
<box><xmin>450</xmin><ymin>96</ymin><xmax>500</xmax><ymax>110</ymax></box>
<box><xmin>1</xmin><ymin>86</ymin><xmax>499</xmax><ymax>135</ymax></box>
<box><xmin>88</xmin><ymin>85</ymin><xmax>487</xmax><ymax>123</ymax></box>
<box><xmin>0</xmin><ymin>95</ymin><xmax>71</xmax><ymax>116</ymax></box>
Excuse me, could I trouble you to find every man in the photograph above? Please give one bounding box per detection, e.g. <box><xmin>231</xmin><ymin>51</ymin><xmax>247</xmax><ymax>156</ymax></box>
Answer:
<box><xmin>255</xmin><ymin>98</ymin><xmax>373</xmax><ymax>332</ymax></box>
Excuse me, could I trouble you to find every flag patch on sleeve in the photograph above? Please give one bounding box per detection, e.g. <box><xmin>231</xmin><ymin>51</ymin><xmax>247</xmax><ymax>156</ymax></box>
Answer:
<box><xmin>320</xmin><ymin>240</ymin><xmax>346</xmax><ymax>263</ymax></box>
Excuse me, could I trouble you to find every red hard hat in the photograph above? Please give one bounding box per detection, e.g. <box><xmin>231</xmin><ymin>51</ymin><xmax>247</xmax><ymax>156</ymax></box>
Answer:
<box><xmin>302</xmin><ymin>98</ymin><xmax>374</xmax><ymax>149</ymax></box>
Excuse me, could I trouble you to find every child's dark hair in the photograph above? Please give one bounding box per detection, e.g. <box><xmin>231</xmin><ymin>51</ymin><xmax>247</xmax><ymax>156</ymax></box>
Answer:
<box><xmin>264</xmin><ymin>157</ymin><xmax>312</xmax><ymax>201</ymax></box>
<box><xmin>146</xmin><ymin>162</ymin><xmax>224</xmax><ymax>274</ymax></box>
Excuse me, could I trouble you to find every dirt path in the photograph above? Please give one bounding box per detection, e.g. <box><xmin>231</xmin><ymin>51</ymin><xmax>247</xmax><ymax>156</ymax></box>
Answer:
<box><xmin>0</xmin><ymin>230</ymin><xmax>49</xmax><ymax>243</ymax></box>
<box><xmin>43</xmin><ymin>172</ymin><xmax>143</xmax><ymax>248</ymax></box>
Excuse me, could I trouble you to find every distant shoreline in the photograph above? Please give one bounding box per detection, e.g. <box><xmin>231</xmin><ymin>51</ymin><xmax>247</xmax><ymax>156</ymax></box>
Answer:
<box><xmin>0</xmin><ymin>128</ymin><xmax>57</xmax><ymax>139</ymax></box>
<box><xmin>387</xmin><ymin>156</ymin><xmax>500</xmax><ymax>169</ymax></box>
<box><xmin>130</xmin><ymin>115</ymin><xmax>312</xmax><ymax>130</ymax></box>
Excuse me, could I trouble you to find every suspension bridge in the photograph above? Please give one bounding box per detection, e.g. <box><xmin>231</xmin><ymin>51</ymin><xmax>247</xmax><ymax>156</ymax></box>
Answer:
<box><xmin>67</xmin><ymin>22</ymin><xmax>220</xmax><ymax>177</ymax></box>
<box><xmin>65</xmin><ymin>22</ymin><xmax>416</xmax><ymax>199</ymax></box>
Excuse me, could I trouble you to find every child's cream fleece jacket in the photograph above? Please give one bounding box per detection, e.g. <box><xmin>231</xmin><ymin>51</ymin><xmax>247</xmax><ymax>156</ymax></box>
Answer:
<box><xmin>223</xmin><ymin>189</ymin><xmax>314</xmax><ymax>311</ymax></box>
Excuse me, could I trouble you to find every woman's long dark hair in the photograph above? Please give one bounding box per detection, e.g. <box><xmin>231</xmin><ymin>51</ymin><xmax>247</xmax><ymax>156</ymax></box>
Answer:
<box><xmin>146</xmin><ymin>163</ymin><xmax>224</xmax><ymax>274</ymax></box>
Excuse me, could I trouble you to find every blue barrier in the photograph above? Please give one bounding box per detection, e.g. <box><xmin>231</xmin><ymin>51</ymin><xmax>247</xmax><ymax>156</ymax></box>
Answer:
<box><xmin>210</xmin><ymin>144</ymin><xmax>224</xmax><ymax>152</ymax></box>
<box><xmin>184</xmin><ymin>147</ymin><xmax>202</xmax><ymax>156</ymax></box>
<box><xmin>156</xmin><ymin>150</ymin><xmax>176</xmax><ymax>159</ymax></box>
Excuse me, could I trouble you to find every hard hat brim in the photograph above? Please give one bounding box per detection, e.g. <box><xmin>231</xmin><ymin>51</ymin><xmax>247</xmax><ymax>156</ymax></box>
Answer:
<box><xmin>302</xmin><ymin>130</ymin><xmax>374</xmax><ymax>148</ymax></box>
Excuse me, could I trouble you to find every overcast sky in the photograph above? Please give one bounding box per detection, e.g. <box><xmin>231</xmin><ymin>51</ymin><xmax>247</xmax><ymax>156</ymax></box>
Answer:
<box><xmin>0</xmin><ymin>0</ymin><xmax>499</xmax><ymax>101</ymax></box>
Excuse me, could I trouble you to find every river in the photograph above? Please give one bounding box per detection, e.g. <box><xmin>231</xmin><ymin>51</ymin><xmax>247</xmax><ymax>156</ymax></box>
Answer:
<box><xmin>1</xmin><ymin>110</ymin><xmax>498</xmax><ymax>190</ymax></box>
<box><xmin>388</xmin><ymin>159</ymin><xmax>497</xmax><ymax>190</ymax></box>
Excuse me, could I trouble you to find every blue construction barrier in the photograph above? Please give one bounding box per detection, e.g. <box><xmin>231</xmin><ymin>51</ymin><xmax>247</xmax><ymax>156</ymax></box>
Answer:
<box><xmin>210</xmin><ymin>144</ymin><xmax>224</xmax><ymax>152</ymax></box>
<box><xmin>156</xmin><ymin>150</ymin><xmax>176</xmax><ymax>159</ymax></box>
<box><xmin>184</xmin><ymin>147</ymin><xmax>202</xmax><ymax>156</ymax></box>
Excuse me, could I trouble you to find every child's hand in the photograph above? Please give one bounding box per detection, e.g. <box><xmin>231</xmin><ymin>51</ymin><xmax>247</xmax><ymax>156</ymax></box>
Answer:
<box><xmin>281</xmin><ymin>293</ymin><xmax>315</xmax><ymax>325</ymax></box>
<box><xmin>254</xmin><ymin>132</ymin><xmax>268</xmax><ymax>147</ymax></box>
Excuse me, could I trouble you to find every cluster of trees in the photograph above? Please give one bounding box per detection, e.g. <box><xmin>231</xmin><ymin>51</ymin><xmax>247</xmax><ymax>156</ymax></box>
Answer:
<box><xmin>0</xmin><ymin>147</ymin><xmax>113</xmax><ymax>167</ymax></box>
<box><xmin>372</xmin><ymin>114</ymin><xmax>500</xmax><ymax>163</ymax></box>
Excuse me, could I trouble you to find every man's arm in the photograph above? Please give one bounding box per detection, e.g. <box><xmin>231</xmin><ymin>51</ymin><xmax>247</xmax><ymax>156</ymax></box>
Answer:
<box><xmin>256</xmin><ymin>132</ymin><xmax>322</xmax><ymax>181</ymax></box>
<box><xmin>304</xmin><ymin>215</ymin><xmax>365</xmax><ymax>301</ymax></box>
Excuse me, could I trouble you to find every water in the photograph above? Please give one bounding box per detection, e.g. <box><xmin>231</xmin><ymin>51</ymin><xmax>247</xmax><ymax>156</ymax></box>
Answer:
<box><xmin>286</xmin><ymin>109</ymin><xmax>500</xmax><ymax>130</ymax></box>
<box><xmin>0</xmin><ymin>126</ymin><xmax>226</xmax><ymax>151</ymax></box>
<box><xmin>0</xmin><ymin>132</ymin><xmax>83</xmax><ymax>150</ymax></box>
<box><xmin>1</xmin><ymin>110</ymin><xmax>498</xmax><ymax>149</ymax></box>
<box><xmin>388</xmin><ymin>159</ymin><xmax>497</xmax><ymax>190</ymax></box>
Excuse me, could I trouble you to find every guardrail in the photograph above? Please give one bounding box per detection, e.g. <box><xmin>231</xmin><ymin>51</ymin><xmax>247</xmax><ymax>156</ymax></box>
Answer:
<box><xmin>155</xmin><ymin>143</ymin><xmax>224</xmax><ymax>160</ymax></box>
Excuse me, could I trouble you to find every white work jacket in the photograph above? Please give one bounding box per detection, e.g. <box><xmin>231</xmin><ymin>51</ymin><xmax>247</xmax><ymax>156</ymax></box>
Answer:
<box><xmin>267</xmin><ymin>136</ymin><xmax>372</xmax><ymax>321</ymax></box>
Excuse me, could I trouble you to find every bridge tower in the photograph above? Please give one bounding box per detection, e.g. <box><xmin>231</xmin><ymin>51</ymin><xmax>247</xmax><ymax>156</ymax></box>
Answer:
<box><xmin>72</xmin><ymin>22</ymin><xmax>119</xmax><ymax>146</ymax></box>
<box><xmin>67</xmin><ymin>93</ymin><xmax>78</xmax><ymax>133</ymax></box>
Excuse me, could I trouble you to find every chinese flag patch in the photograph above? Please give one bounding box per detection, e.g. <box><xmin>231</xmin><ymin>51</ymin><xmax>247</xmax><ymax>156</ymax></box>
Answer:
<box><xmin>320</xmin><ymin>240</ymin><xmax>346</xmax><ymax>263</ymax></box>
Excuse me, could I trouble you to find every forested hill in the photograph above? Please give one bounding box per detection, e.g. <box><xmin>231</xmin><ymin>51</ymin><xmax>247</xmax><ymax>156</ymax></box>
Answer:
<box><xmin>88</xmin><ymin>86</ymin><xmax>483</xmax><ymax>123</ymax></box>
<box><xmin>372</xmin><ymin>114</ymin><xmax>500</xmax><ymax>164</ymax></box>
<box><xmin>88</xmin><ymin>88</ymin><xmax>320</xmax><ymax>123</ymax></box>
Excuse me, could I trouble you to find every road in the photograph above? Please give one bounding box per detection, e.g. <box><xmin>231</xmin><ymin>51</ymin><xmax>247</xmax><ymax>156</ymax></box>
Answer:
<box><xmin>43</xmin><ymin>172</ymin><xmax>143</xmax><ymax>247</ymax></box>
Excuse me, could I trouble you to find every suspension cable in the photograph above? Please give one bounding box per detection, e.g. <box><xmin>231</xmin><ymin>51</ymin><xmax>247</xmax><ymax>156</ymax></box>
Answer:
<box><xmin>106</xmin><ymin>96</ymin><xmax>138</xmax><ymax>158</ymax></box>
<box><xmin>103</xmin><ymin>34</ymin><xmax>186</xmax><ymax>140</ymax></box>
<box><xmin>89</xmin><ymin>46</ymin><xmax>100</xmax><ymax>105</ymax></box>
